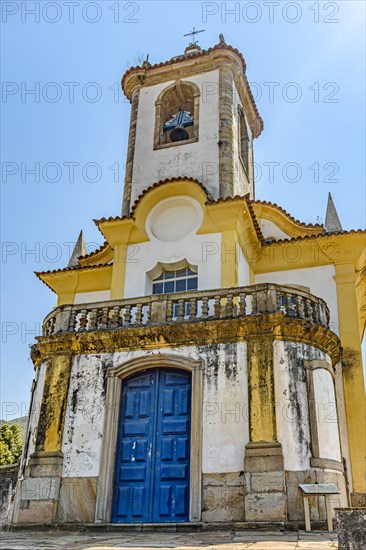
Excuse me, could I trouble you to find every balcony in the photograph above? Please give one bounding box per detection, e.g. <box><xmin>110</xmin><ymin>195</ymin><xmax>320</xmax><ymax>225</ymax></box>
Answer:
<box><xmin>42</xmin><ymin>283</ymin><xmax>330</xmax><ymax>337</ymax></box>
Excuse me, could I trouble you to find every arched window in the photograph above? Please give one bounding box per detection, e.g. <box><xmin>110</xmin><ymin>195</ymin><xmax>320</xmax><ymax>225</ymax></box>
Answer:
<box><xmin>154</xmin><ymin>81</ymin><xmax>200</xmax><ymax>149</ymax></box>
<box><xmin>152</xmin><ymin>266</ymin><xmax>198</xmax><ymax>295</ymax></box>
<box><xmin>148</xmin><ymin>262</ymin><xmax>198</xmax><ymax>319</ymax></box>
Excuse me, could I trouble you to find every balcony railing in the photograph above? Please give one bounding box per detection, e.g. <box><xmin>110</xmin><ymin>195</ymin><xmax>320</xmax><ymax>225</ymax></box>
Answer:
<box><xmin>42</xmin><ymin>284</ymin><xmax>330</xmax><ymax>337</ymax></box>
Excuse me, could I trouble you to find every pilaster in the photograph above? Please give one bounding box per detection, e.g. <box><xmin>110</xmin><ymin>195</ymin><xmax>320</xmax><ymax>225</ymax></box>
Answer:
<box><xmin>334</xmin><ymin>264</ymin><xmax>366</xmax><ymax>504</ymax></box>
<box><xmin>15</xmin><ymin>352</ymin><xmax>72</xmax><ymax>524</ymax></box>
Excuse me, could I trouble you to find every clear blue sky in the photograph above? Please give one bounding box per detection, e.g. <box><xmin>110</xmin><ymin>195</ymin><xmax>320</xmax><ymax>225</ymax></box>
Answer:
<box><xmin>1</xmin><ymin>1</ymin><xmax>365</xmax><ymax>418</ymax></box>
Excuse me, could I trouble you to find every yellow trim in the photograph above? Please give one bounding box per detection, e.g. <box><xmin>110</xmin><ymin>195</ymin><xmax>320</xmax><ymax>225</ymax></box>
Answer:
<box><xmin>38</xmin><ymin>265</ymin><xmax>113</xmax><ymax>306</ymax></box>
<box><xmin>335</xmin><ymin>264</ymin><xmax>366</xmax><ymax>494</ymax></box>
<box><xmin>247</xmin><ymin>338</ymin><xmax>276</xmax><ymax>442</ymax></box>
<box><xmin>110</xmin><ymin>244</ymin><xmax>127</xmax><ymax>300</ymax></box>
<box><xmin>255</xmin><ymin>233</ymin><xmax>365</xmax><ymax>274</ymax></box>
<box><xmin>38</xmin><ymin>354</ymin><xmax>72</xmax><ymax>452</ymax></box>
<box><xmin>253</xmin><ymin>202</ymin><xmax>323</xmax><ymax>238</ymax></box>
<box><xmin>79</xmin><ymin>243</ymin><xmax>114</xmax><ymax>267</ymax></box>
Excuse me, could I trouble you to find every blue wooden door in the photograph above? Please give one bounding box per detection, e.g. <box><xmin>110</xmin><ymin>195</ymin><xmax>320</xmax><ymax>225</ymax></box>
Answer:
<box><xmin>112</xmin><ymin>368</ymin><xmax>191</xmax><ymax>523</ymax></box>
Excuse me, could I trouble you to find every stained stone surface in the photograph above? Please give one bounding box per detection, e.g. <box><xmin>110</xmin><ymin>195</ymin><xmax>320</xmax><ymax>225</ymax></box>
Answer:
<box><xmin>0</xmin><ymin>530</ymin><xmax>338</xmax><ymax>549</ymax></box>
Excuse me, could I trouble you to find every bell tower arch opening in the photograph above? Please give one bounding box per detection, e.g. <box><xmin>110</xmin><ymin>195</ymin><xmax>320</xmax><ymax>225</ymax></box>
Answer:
<box><xmin>154</xmin><ymin>80</ymin><xmax>200</xmax><ymax>148</ymax></box>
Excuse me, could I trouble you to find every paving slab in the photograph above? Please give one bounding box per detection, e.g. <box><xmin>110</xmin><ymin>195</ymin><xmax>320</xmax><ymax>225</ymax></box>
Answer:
<box><xmin>0</xmin><ymin>530</ymin><xmax>338</xmax><ymax>550</ymax></box>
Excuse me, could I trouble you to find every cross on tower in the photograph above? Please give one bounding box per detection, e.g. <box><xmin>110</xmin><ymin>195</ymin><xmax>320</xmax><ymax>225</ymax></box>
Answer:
<box><xmin>184</xmin><ymin>27</ymin><xmax>205</xmax><ymax>45</ymax></box>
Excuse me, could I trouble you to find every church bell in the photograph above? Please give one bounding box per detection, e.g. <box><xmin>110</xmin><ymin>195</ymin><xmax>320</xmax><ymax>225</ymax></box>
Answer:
<box><xmin>163</xmin><ymin>108</ymin><xmax>194</xmax><ymax>143</ymax></box>
<box><xmin>170</xmin><ymin>124</ymin><xmax>190</xmax><ymax>142</ymax></box>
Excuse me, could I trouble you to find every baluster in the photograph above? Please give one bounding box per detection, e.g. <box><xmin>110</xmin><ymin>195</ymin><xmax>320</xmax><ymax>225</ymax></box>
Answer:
<box><xmin>276</xmin><ymin>290</ymin><xmax>282</xmax><ymax>313</ymax></box>
<box><xmin>314</xmin><ymin>303</ymin><xmax>320</xmax><ymax>324</ymax></box>
<box><xmin>176</xmin><ymin>299</ymin><xmax>184</xmax><ymax>321</ymax></box>
<box><xmin>124</xmin><ymin>305</ymin><xmax>132</xmax><ymax>326</ymax></box>
<box><xmin>295</xmin><ymin>296</ymin><xmax>305</xmax><ymax>319</ymax></box>
<box><xmin>146</xmin><ymin>303</ymin><xmax>152</xmax><ymax>325</ymax></box>
<box><xmin>305</xmin><ymin>299</ymin><xmax>313</xmax><ymax>321</ymax></box>
<box><xmin>201</xmin><ymin>296</ymin><xmax>209</xmax><ymax>318</ymax></box>
<box><xmin>285</xmin><ymin>293</ymin><xmax>293</xmax><ymax>316</ymax></box>
<box><xmin>189</xmin><ymin>298</ymin><xmax>197</xmax><ymax>320</ymax></box>
<box><xmin>135</xmin><ymin>303</ymin><xmax>143</xmax><ymax>325</ymax></box>
<box><xmin>214</xmin><ymin>295</ymin><xmax>221</xmax><ymax>318</ymax></box>
<box><xmin>109</xmin><ymin>306</ymin><xmax>120</xmax><ymax>329</ymax></box>
<box><xmin>69</xmin><ymin>310</ymin><xmax>77</xmax><ymax>332</ymax></box>
<box><xmin>225</xmin><ymin>293</ymin><xmax>233</xmax><ymax>317</ymax></box>
<box><xmin>239</xmin><ymin>293</ymin><xmax>246</xmax><ymax>316</ymax></box>
<box><xmin>325</xmin><ymin>307</ymin><xmax>330</xmax><ymax>328</ymax></box>
<box><xmin>318</xmin><ymin>304</ymin><xmax>325</xmax><ymax>327</ymax></box>
<box><xmin>166</xmin><ymin>300</ymin><xmax>173</xmax><ymax>323</ymax></box>
<box><xmin>252</xmin><ymin>292</ymin><xmax>258</xmax><ymax>315</ymax></box>
<box><xmin>79</xmin><ymin>309</ymin><xmax>88</xmax><ymax>331</ymax></box>
<box><xmin>88</xmin><ymin>308</ymin><xmax>98</xmax><ymax>331</ymax></box>
<box><xmin>98</xmin><ymin>307</ymin><xmax>108</xmax><ymax>330</ymax></box>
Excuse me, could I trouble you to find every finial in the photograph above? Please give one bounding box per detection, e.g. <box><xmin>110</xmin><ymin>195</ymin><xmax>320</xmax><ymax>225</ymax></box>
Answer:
<box><xmin>67</xmin><ymin>230</ymin><xmax>86</xmax><ymax>267</ymax></box>
<box><xmin>219</xmin><ymin>33</ymin><xmax>226</xmax><ymax>45</ymax></box>
<box><xmin>324</xmin><ymin>192</ymin><xmax>343</xmax><ymax>233</ymax></box>
<box><xmin>142</xmin><ymin>54</ymin><xmax>150</xmax><ymax>68</ymax></box>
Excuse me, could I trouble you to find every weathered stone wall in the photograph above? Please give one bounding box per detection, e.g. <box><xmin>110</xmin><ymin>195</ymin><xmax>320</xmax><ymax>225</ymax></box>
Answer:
<box><xmin>336</xmin><ymin>508</ymin><xmax>366</xmax><ymax>549</ymax></box>
<box><xmin>0</xmin><ymin>464</ymin><xmax>19</xmax><ymax>527</ymax></box>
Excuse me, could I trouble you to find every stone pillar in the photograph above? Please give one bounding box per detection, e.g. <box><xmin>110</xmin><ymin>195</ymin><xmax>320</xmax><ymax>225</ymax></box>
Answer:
<box><xmin>334</xmin><ymin>264</ymin><xmax>366</xmax><ymax>506</ymax></box>
<box><xmin>244</xmin><ymin>336</ymin><xmax>286</xmax><ymax>521</ymax></box>
<box><xmin>122</xmin><ymin>87</ymin><xmax>140</xmax><ymax>216</ymax></box>
<box><xmin>218</xmin><ymin>65</ymin><xmax>235</xmax><ymax>198</ymax></box>
<box><xmin>16</xmin><ymin>352</ymin><xmax>72</xmax><ymax>524</ymax></box>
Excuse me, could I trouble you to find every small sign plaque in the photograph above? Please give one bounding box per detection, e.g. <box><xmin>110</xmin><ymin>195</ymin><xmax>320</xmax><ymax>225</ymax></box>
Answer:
<box><xmin>299</xmin><ymin>483</ymin><xmax>340</xmax><ymax>495</ymax></box>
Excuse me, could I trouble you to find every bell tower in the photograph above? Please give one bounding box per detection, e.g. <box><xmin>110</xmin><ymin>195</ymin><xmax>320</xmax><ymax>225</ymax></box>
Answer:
<box><xmin>121</xmin><ymin>37</ymin><xmax>263</xmax><ymax>215</ymax></box>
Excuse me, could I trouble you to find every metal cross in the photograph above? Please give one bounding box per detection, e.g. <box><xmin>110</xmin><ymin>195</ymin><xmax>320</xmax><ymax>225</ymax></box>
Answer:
<box><xmin>184</xmin><ymin>27</ymin><xmax>205</xmax><ymax>45</ymax></box>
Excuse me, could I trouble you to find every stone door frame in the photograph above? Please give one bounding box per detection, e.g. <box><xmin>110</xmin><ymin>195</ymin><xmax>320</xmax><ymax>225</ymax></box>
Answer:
<box><xmin>95</xmin><ymin>354</ymin><xmax>203</xmax><ymax>523</ymax></box>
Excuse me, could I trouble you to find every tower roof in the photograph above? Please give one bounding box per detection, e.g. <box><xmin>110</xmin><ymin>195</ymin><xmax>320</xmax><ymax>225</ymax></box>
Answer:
<box><xmin>324</xmin><ymin>193</ymin><xmax>343</xmax><ymax>233</ymax></box>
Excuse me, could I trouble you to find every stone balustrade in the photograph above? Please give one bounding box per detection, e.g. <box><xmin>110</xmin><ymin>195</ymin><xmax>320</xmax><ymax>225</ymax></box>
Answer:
<box><xmin>42</xmin><ymin>283</ymin><xmax>330</xmax><ymax>336</ymax></box>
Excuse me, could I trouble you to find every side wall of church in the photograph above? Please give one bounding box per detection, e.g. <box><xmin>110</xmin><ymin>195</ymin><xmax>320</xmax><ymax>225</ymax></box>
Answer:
<box><xmin>274</xmin><ymin>341</ymin><xmax>348</xmax><ymax>522</ymax></box>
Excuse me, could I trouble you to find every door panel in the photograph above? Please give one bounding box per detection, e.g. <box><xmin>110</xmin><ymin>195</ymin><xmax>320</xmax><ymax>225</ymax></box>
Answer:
<box><xmin>112</xmin><ymin>368</ymin><xmax>191</xmax><ymax>523</ymax></box>
<box><xmin>112</xmin><ymin>371</ymin><xmax>156</xmax><ymax>523</ymax></box>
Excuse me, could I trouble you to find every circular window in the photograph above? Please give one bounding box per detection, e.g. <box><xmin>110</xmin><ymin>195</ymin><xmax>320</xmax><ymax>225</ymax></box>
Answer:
<box><xmin>147</xmin><ymin>196</ymin><xmax>203</xmax><ymax>242</ymax></box>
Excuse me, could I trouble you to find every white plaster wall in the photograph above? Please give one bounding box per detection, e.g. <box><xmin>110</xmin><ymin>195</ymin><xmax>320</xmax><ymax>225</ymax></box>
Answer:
<box><xmin>255</xmin><ymin>265</ymin><xmax>339</xmax><ymax>334</ymax></box>
<box><xmin>74</xmin><ymin>290</ymin><xmax>111</xmax><ymax>305</ymax></box>
<box><xmin>61</xmin><ymin>343</ymin><xmax>248</xmax><ymax>478</ymax></box>
<box><xmin>124</xmin><ymin>232</ymin><xmax>222</xmax><ymax>298</ymax></box>
<box><xmin>273</xmin><ymin>341</ymin><xmax>311</xmax><ymax>471</ymax></box>
<box><xmin>260</xmin><ymin>219</ymin><xmax>291</xmax><ymax>241</ymax></box>
<box><xmin>202</xmin><ymin>342</ymin><xmax>249</xmax><ymax>473</ymax></box>
<box><xmin>313</xmin><ymin>368</ymin><xmax>342</xmax><ymax>462</ymax></box>
<box><xmin>132</xmin><ymin>71</ymin><xmax>220</xmax><ymax>202</ymax></box>
<box><xmin>25</xmin><ymin>362</ymin><xmax>47</xmax><ymax>462</ymax></box>
<box><xmin>62</xmin><ymin>355</ymin><xmax>106</xmax><ymax>477</ymax></box>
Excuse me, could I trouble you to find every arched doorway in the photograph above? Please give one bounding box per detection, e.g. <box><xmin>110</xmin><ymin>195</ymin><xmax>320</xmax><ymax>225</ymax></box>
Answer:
<box><xmin>111</xmin><ymin>368</ymin><xmax>192</xmax><ymax>523</ymax></box>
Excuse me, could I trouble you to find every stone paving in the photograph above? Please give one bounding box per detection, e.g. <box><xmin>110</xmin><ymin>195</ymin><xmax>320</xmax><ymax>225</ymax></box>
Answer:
<box><xmin>0</xmin><ymin>530</ymin><xmax>338</xmax><ymax>550</ymax></box>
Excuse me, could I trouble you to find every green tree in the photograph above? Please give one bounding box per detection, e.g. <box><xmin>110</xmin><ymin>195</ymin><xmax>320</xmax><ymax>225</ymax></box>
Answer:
<box><xmin>0</xmin><ymin>424</ymin><xmax>23</xmax><ymax>465</ymax></box>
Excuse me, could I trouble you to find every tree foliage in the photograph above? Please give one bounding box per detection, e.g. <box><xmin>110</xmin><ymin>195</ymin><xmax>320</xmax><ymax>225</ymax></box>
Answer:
<box><xmin>0</xmin><ymin>424</ymin><xmax>23</xmax><ymax>465</ymax></box>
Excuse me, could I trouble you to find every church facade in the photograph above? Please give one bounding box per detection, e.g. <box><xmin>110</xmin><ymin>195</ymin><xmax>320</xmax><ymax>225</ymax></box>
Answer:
<box><xmin>12</xmin><ymin>39</ymin><xmax>365</xmax><ymax>527</ymax></box>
